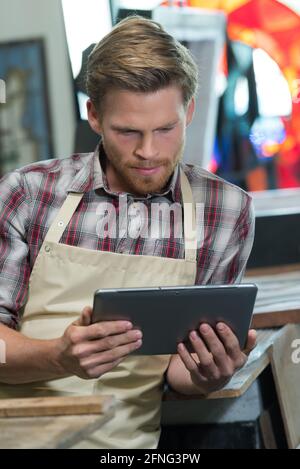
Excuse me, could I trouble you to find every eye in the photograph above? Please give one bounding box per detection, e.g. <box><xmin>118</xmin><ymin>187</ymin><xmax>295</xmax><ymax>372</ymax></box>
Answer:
<box><xmin>118</xmin><ymin>129</ymin><xmax>137</xmax><ymax>135</ymax></box>
<box><xmin>159</xmin><ymin>127</ymin><xmax>173</xmax><ymax>133</ymax></box>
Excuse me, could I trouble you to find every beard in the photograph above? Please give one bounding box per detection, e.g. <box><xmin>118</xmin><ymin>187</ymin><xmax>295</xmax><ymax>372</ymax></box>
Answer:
<box><xmin>102</xmin><ymin>140</ymin><xmax>185</xmax><ymax>196</ymax></box>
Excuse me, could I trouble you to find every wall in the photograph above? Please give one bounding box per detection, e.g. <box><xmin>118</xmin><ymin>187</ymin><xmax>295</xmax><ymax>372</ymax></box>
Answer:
<box><xmin>0</xmin><ymin>0</ymin><xmax>76</xmax><ymax>158</ymax></box>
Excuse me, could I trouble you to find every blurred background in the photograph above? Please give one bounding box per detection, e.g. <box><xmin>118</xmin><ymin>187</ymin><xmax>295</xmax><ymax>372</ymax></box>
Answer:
<box><xmin>1</xmin><ymin>0</ymin><xmax>300</xmax><ymax>193</ymax></box>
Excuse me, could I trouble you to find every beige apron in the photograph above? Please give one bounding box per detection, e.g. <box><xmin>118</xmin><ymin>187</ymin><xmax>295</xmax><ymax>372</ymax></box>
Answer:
<box><xmin>1</xmin><ymin>170</ymin><xmax>197</xmax><ymax>449</ymax></box>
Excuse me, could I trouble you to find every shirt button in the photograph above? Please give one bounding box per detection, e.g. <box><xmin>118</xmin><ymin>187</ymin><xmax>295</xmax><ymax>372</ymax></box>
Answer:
<box><xmin>45</xmin><ymin>245</ymin><xmax>51</xmax><ymax>253</ymax></box>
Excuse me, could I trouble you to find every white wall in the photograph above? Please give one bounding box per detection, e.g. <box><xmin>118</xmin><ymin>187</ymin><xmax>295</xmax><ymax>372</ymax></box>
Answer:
<box><xmin>62</xmin><ymin>0</ymin><xmax>112</xmax><ymax>78</ymax></box>
<box><xmin>0</xmin><ymin>0</ymin><xmax>76</xmax><ymax>158</ymax></box>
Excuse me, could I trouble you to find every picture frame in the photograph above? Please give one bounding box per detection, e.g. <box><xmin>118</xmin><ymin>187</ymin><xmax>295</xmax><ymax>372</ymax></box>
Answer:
<box><xmin>0</xmin><ymin>38</ymin><xmax>53</xmax><ymax>177</ymax></box>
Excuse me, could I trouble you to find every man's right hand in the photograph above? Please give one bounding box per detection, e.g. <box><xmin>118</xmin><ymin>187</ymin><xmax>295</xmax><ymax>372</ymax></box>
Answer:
<box><xmin>56</xmin><ymin>306</ymin><xmax>142</xmax><ymax>379</ymax></box>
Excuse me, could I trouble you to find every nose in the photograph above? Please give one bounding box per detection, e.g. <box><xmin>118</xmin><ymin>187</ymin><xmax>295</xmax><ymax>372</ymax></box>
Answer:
<box><xmin>134</xmin><ymin>134</ymin><xmax>159</xmax><ymax>160</ymax></box>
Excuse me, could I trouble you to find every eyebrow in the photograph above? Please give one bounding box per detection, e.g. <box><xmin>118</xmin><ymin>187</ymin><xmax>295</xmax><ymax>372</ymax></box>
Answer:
<box><xmin>111</xmin><ymin>120</ymin><xmax>179</xmax><ymax>132</ymax></box>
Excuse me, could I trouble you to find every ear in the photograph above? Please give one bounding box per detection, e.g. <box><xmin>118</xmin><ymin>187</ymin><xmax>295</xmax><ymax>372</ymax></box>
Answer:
<box><xmin>87</xmin><ymin>99</ymin><xmax>102</xmax><ymax>135</ymax></box>
<box><xmin>186</xmin><ymin>97</ymin><xmax>195</xmax><ymax>127</ymax></box>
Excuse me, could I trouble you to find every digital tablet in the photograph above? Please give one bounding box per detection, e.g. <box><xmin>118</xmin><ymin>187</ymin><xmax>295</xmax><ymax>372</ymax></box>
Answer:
<box><xmin>92</xmin><ymin>284</ymin><xmax>258</xmax><ymax>355</ymax></box>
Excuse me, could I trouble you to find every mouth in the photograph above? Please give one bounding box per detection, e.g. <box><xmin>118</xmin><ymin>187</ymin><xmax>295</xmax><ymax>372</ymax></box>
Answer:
<box><xmin>132</xmin><ymin>166</ymin><xmax>162</xmax><ymax>176</ymax></box>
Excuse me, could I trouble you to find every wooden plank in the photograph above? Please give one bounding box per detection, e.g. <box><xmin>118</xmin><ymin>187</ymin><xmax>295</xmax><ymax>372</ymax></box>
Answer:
<box><xmin>164</xmin><ymin>328</ymin><xmax>282</xmax><ymax>401</ymax></box>
<box><xmin>259</xmin><ymin>410</ymin><xmax>277</xmax><ymax>449</ymax></box>
<box><xmin>252</xmin><ymin>310</ymin><xmax>300</xmax><ymax>329</ymax></box>
<box><xmin>0</xmin><ymin>412</ymin><xmax>114</xmax><ymax>449</ymax></box>
<box><xmin>268</xmin><ymin>324</ymin><xmax>300</xmax><ymax>449</ymax></box>
<box><xmin>0</xmin><ymin>395</ymin><xmax>114</xmax><ymax>418</ymax></box>
<box><xmin>246</xmin><ymin>263</ymin><xmax>300</xmax><ymax>277</ymax></box>
<box><xmin>245</xmin><ymin>269</ymin><xmax>300</xmax><ymax>328</ymax></box>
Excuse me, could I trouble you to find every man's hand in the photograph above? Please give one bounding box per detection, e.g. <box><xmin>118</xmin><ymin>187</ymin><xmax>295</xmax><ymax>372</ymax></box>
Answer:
<box><xmin>56</xmin><ymin>306</ymin><xmax>142</xmax><ymax>380</ymax></box>
<box><xmin>177</xmin><ymin>323</ymin><xmax>256</xmax><ymax>395</ymax></box>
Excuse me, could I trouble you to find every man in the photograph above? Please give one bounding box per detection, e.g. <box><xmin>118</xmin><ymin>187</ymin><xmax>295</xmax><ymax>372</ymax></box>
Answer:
<box><xmin>0</xmin><ymin>16</ymin><xmax>256</xmax><ymax>449</ymax></box>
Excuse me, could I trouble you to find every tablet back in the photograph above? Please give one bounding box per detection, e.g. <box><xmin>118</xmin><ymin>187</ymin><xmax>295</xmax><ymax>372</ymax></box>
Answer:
<box><xmin>92</xmin><ymin>284</ymin><xmax>258</xmax><ymax>355</ymax></box>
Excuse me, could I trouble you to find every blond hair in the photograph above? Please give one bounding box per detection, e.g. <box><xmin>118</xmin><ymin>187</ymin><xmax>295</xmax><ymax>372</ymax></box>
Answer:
<box><xmin>86</xmin><ymin>15</ymin><xmax>198</xmax><ymax>112</ymax></box>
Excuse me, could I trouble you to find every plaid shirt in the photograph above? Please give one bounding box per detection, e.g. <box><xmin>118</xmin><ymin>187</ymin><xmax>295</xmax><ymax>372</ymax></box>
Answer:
<box><xmin>0</xmin><ymin>145</ymin><xmax>255</xmax><ymax>329</ymax></box>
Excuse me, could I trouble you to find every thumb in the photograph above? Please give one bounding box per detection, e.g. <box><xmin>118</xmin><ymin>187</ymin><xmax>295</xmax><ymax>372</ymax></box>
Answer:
<box><xmin>74</xmin><ymin>306</ymin><xmax>93</xmax><ymax>327</ymax></box>
<box><xmin>244</xmin><ymin>329</ymin><xmax>257</xmax><ymax>355</ymax></box>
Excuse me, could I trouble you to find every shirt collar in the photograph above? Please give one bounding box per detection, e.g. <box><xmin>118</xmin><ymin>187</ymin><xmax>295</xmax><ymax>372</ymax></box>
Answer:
<box><xmin>68</xmin><ymin>142</ymin><xmax>181</xmax><ymax>203</ymax></box>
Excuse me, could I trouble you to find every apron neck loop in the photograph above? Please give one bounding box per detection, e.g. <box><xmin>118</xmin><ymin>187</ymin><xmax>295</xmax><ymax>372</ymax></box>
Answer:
<box><xmin>180</xmin><ymin>170</ymin><xmax>198</xmax><ymax>263</ymax></box>
<box><xmin>43</xmin><ymin>192</ymin><xmax>84</xmax><ymax>244</ymax></box>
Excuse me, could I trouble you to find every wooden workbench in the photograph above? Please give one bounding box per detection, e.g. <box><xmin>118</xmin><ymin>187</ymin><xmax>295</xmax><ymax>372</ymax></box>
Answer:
<box><xmin>0</xmin><ymin>395</ymin><xmax>115</xmax><ymax>449</ymax></box>
<box><xmin>246</xmin><ymin>264</ymin><xmax>300</xmax><ymax>328</ymax></box>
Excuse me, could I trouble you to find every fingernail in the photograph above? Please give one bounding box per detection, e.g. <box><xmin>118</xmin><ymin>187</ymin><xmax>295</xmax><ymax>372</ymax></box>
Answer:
<box><xmin>134</xmin><ymin>330</ymin><xmax>142</xmax><ymax>339</ymax></box>
<box><xmin>217</xmin><ymin>323</ymin><xmax>226</xmax><ymax>332</ymax></box>
<box><xmin>178</xmin><ymin>343</ymin><xmax>185</xmax><ymax>352</ymax></box>
<box><xmin>200</xmin><ymin>324</ymin><xmax>210</xmax><ymax>333</ymax></box>
<box><xmin>190</xmin><ymin>331</ymin><xmax>198</xmax><ymax>340</ymax></box>
<box><xmin>135</xmin><ymin>339</ymin><xmax>142</xmax><ymax>348</ymax></box>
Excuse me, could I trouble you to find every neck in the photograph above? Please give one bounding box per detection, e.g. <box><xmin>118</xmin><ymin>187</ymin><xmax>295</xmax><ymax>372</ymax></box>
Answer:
<box><xmin>105</xmin><ymin>160</ymin><xmax>131</xmax><ymax>193</ymax></box>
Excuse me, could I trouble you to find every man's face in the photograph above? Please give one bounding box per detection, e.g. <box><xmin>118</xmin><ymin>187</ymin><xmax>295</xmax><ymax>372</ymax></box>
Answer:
<box><xmin>87</xmin><ymin>85</ymin><xmax>194</xmax><ymax>195</ymax></box>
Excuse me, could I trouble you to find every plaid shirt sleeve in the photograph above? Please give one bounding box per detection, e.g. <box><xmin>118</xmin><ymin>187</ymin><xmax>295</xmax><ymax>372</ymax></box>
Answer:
<box><xmin>0</xmin><ymin>170</ymin><xmax>32</xmax><ymax>329</ymax></box>
<box><xmin>208</xmin><ymin>195</ymin><xmax>255</xmax><ymax>285</ymax></box>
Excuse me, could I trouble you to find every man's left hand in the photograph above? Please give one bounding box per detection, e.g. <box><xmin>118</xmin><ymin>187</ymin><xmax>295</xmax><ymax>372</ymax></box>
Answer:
<box><xmin>177</xmin><ymin>323</ymin><xmax>257</xmax><ymax>395</ymax></box>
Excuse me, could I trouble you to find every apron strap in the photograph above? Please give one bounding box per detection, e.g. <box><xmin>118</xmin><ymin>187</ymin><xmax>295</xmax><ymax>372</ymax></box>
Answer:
<box><xmin>42</xmin><ymin>170</ymin><xmax>198</xmax><ymax>264</ymax></box>
<box><xmin>180</xmin><ymin>170</ymin><xmax>198</xmax><ymax>263</ymax></box>
<box><xmin>42</xmin><ymin>192</ymin><xmax>84</xmax><ymax>244</ymax></box>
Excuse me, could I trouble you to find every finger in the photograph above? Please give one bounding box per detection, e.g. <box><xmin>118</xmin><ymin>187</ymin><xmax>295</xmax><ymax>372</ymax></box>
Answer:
<box><xmin>198</xmin><ymin>324</ymin><xmax>228</xmax><ymax>368</ymax></box>
<box><xmin>243</xmin><ymin>329</ymin><xmax>257</xmax><ymax>355</ymax></box>
<box><xmin>189</xmin><ymin>330</ymin><xmax>220</xmax><ymax>379</ymax></box>
<box><xmin>177</xmin><ymin>342</ymin><xmax>201</xmax><ymax>374</ymax></box>
<box><xmin>177</xmin><ymin>343</ymin><xmax>209</xmax><ymax>383</ymax></box>
<box><xmin>73</xmin><ymin>329</ymin><xmax>143</xmax><ymax>358</ymax></box>
<box><xmin>73</xmin><ymin>306</ymin><xmax>92</xmax><ymax>327</ymax></box>
<box><xmin>86</xmin><ymin>358</ymin><xmax>124</xmax><ymax>379</ymax></box>
<box><xmin>80</xmin><ymin>306</ymin><xmax>93</xmax><ymax>326</ymax></box>
<box><xmin>80</xmin><ymin>339</ymin><xmax>142</xmax><ymax>369</ymax></box>
<box><xmin>72</xmin><ymin>320</ymin><xmax>133</xmax><ymax>342</ymax></box>
<box><xmin>215</xmin><ymin>323</ymin><xmax>241</xmax><ymax>361</ymax></box>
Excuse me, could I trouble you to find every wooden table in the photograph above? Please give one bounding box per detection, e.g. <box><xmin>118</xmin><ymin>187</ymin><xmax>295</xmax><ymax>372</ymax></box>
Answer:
<box><xmin>0</xmin><ymin>395</ymin><xmax>115</xmax><ymax>449</ymax></box>
<box><xmin>246</xmin><ymin>264</ymin><xmax>300</xmax><ymax>328</ymax></box>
